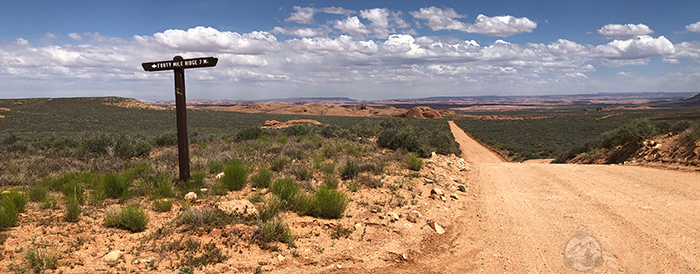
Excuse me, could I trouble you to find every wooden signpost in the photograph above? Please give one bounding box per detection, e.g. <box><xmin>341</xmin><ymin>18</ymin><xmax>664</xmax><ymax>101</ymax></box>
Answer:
<box><xmin>142</xmin><ymin>56</ymin><xmax>218</xmax><ymax>181</ymax></box>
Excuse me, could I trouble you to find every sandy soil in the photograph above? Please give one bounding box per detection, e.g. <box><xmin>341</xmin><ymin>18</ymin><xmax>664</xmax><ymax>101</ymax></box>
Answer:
<box><xmin>374</xmin><ymin>122</ymin><xmax>700</xmax><ymax>273</ymax></box>
<box><xmin>447</xmin><ymin>121</ymin><xmax>505</xmax><ymax>163</ymax></box>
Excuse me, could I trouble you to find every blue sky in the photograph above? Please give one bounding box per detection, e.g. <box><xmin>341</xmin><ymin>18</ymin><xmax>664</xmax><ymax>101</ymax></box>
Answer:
<box><xmin>2</xmin><ymin>0</ymin><xmax>700</xmax><ymax>100</ymax></box>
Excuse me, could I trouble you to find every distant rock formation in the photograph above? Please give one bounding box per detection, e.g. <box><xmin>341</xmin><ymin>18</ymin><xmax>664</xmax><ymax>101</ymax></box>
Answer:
<box><xmin>261</xmin><ymin>119</ymin><xmax>324</xmax><ymax>129</ymax></box>
<box><xmin>401</xmin><ymin>106</ymin><xmax>443</xmax><ymax>119</ymax></box>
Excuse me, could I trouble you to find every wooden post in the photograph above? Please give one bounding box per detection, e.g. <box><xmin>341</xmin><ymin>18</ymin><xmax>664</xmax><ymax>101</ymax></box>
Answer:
<box><xmin>141</xmin><ymin>56</ymin><xmax>218</xmax><ymax>182</ymax></box>
<box><xmin>173</xmin><ymin>56</ymin><xmax>190</xmax><ymax>182</ymax></box>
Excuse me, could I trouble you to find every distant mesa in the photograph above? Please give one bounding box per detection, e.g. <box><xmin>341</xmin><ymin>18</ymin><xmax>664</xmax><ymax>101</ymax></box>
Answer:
<box><xmin>681</xmin><ymin>92</ymin><xmax>700</xmax><ymax>105</ymax></box>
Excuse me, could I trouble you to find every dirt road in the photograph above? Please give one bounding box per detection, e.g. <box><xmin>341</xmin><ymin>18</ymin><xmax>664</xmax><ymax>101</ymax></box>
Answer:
<box><xmin>447</xmin><ymin>121</ymin><xmax>505</xmax><ymax>163</ymax></box>
<box><xmin>393</xmin><ymin>122</ymin><xmax>700</xmax><ymax>273</ymax></box>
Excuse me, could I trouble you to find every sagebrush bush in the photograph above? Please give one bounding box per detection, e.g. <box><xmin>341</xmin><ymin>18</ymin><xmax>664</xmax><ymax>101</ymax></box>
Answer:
<box><xmin>255</xmin><ymin>217</ymin><xmax>295</xmax><ymax>246</ymax></box>
<box><xmin>340</xmin><ymin>159</ymin><xmax>359</xmax><ymax>180</ymax></box>
<box><xmin>270</xmin><ymin>156</ymin><xmax>290</xmax><ymax>172</ymax></box>
<box><xmin>346</xmin><ymin>181</ymin><xmax>361</xmax><ymax>192</ymax></box>
<box><xmin>154</xmin><ymin>133</ymin><xmax>178</xmax><ymax>146</ymax></box>
<box><xmin>291</xmin><ymin>192</ymin><xmax>315</xmax><ymax>216</ymax></box>
<box><xmin>293</xmin><ymin>164</ymin><xmax>313</xmax><ymax>181</ymax></box>
<box><xmin>259</xmin><ymin>196</ymin><xmax>285</xmax><ymax>222</ymax></box>
<box><xmin>29</xmin><ymin>186</ymin><xmax>48</xmax><ymax>202</ymax></box>
<box><xmin>322</xmin><ymin>172</ymin><xmax>339</xmax><ymax>189</ymax></box>
<box><xmin>0</xmin><ymin>197</ymin><xmax>19</xmax><ymax>230</ymax></box>
<box><xmin>104</xmin><ymin>205</ymin><xmax>149</xmax><ymax>232</ymax></box>
<box><xmin>62</xmin><ymin>180</ymin><xmax>84</xmax><ymax>204</ymax></box>
<box><xmin>251</xmin><ymin>167</ymin><xmax>273</xmax><ymax>189</ymax></box>
<box><xmin>65</xmin><ymin>196</ymin><xmax>81</xmax><ymax>222</ymax></box>
<box><xmin>220</xmin><ymin>160</ymin><xmax>248</xmax><ymax>191</ymax></box>
<box><xmin>271</xmin><ymin>179</ymin><xmax>299</xmax><ymax>205</ymax></box>
<box><xmin>313</xmin><ymin>187</ymin><xmax>348</xmax><ymax>219</ymax></box>
<box><xmin>404</xmin><ymin>153</ymin><xmax>423</xmax><ymax>171</ymax></box>
<box><xmin>25</xmin><ymin>247</ymin><xmax>58</xmax><ymax>273</ymax></box>
<box><xmin>113</xmin><ymin>134</ymin><xmax>152</xmax><ymax>158</ymax></box>
<box><xmin>236</xmin><ymin>127</ymin><xmax>265</xmax><ymax>141</ymax></box>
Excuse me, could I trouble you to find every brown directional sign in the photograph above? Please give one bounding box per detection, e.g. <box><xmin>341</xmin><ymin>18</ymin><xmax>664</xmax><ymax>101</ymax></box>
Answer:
<box><xmin>142</xmin><ymin>57</ymin><xmax>217</xmax><ymax>71</ymax></box>
<box><xmin>141</xmin><ymin>56</ymin><xmax>218</xmax><ymax>181</ymax></box>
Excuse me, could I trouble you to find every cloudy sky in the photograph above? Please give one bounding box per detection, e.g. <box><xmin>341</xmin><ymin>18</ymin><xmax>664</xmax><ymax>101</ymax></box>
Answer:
<box><xmin>2</xmin><ymin>0</ymin><xmax>700</xmax><ymax>100</ymax></box>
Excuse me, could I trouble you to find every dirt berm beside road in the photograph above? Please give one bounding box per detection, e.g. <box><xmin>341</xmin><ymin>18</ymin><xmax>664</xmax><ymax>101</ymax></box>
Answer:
<box><xmin>359</xmin><ymin>121</ymin><xmax>700</xmax><ymax>273</ymax></box>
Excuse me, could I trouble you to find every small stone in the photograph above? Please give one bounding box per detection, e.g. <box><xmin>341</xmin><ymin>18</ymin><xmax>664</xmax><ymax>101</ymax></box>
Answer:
<box><xmin>387</xmin><ymin>212</ymin><xmax>400</xmax><ymax>221</ymax></box>
<box><xmin>277</xmin><ymin>254</ymin><xmax>285</xmax><ymax>261</ymax></box>
<box><xmin>337</xmin><ymin>264</ymin><xmax>342</xmax><ymax>269</ymax></box>
<box><xmin>215</xmin><ymin>172</ymin><xmax>225</xmax><ymax>179</ymax></box>
<box><xmin>406</xmin><ymin>211</ymin><xmax>420</xmax><ymax>223</ymax></box>
<box><xmin>200</xmin><ymin>188</ymin><xmax>208</xmax><ymax>193</ymax></box>
<box><xmin>450</xmin><ymin>193</ymin><xmax>459</xmax><ymax>200</ymax></box>
<box><xmin>184</xmin><ymin>192</ymin><xmax>197</xmax><ymax>201</ymax></box>
<box><xmin>429</xmin><ymin>220</ymin><xmax>445</xmax><ymax>234</ymax></box>
<box><xmin>103</xmin><ymin>250</ymin><xmax>124</xmax><ymax>263</ymax></box>
<box><xmin>431</xmin><ymin>188</ymin><xmax>444</xmax><ymax>197</ymax></box>
<box><xmin>218</xmin><ymin>200</ymin><xmax>259</xmax><ymax>218</ymax></box>
<box><xmin>457</xmin><ymin>184</ymin><xmax>467</xmax><ymax>192</ymax></box>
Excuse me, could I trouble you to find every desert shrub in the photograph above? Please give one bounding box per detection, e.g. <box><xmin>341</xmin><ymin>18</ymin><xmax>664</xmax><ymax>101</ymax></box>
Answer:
<box><xmin>25</xmin><ymin>247</ymin><xmax>58</xmax><ymax>273</ymax></box>
<box><xmin>321</xmin><ymin>145</ymin><xmax>340</xmax><ymax>158</ymax></box>
<box><xmin>177</xmin><ymin>170</ymin><xmax>203</xmax><ymax>194</ymax></box>
<box><xmin>276</xmin><ymin>136</ymin><xmax>288</xmax><ymax>145</ymax></box>
<box><xmin>323</xmin><ymin>172</ymin><xmax>339</xmax><ymax>189</ymax></box>
<box><xmin>208</xmin><ymin>161</ymin><xmax>224</xmax><ymax>174</ymax></box>
<box><xmin>29</xmin><ymin>186</ymin><xmax>48</xmax><ymax>202</ymax></box>
<box><xmin>3</xmin><ymin>189</ymin><xmax>27</xmax><ymax>213</ymax></box>
<box><xmin>154</xmin><ymin>133</ymin><xmax>178</xmax><ymax>146</ymax></box>
<box><xmin>687</xmin><ymin>121</ymin><xmax>700</xmax><ymax>141</ymax></box>
<box><xmin>153</xmin><ymin>199</ymin><xmax>173</xmax><ymax>212</ymax></box>
<box><xmin>557</xmin><ymin>119</ymin><xmax>659</xmax><ymax>163</ymax></box>
<box><xmin>313</xmin><ymin>187</ymin><xmax>348</xmax><ymax>219</ymax></box>
<box><xmin>343</xmin><ymin>143</ymin><xmax>362</xmax><ymax>157</ymax></box>
<box><xmin>270</xmin><ymin>156</ymin><xmax>290</xmax><ymax>172</ymax></box>
<box><xmin>293</xmin><ymin>164</ymin><xmax>313</xmax><ymax>181</ymax></box>
<box><xmin>290</xmin><ymin>192</ymin><xmax>315</xmax><ymax>216</ymax></box>
<box><xmin>251</xmin><ymin>167</ymin><xmax>274</xmax><ymax>189</ymax></box>
<box><xmin>259</xmin><ymin>196</ymin><xmax>285</xmax><ymax>222</ymax></box>
<box><xmin>285</xmin><ymin>124</ymin><xmax>316</xmax><ymax>136</ymax></box>
<box><xmin>104</xmin><ymin>205</ymin><xmax>149</xmax><ymax>232</ymax></box>
<box><xmin>0</xmin><ymin>198</ymin><xmax>19</xmax><ymax>230</ymax></box>
<box><xmin>271</xmin><ymin>179</ymin><xmax>299</xmax><ymax>205</ymax></box>
<box><xmin>358</xmin><ymin>158</ymin><xmax>385</xmax><ymax>175</ymax></box>
<box><xmin>339</xmin><ymin>159</ymin><xmax>359</xmax><ymax>180</ymax></box>
<box><xmin>346</xmin><ymin>181</ymin><xmax>361</xmax><ymax>192</ymax></box>
<box><xmin>210</xmin><ymin>183</ymin><xmax>228</xmax><ymax>196</ymax></box>
<box><xmin>113</xmin><ymin>134</ymin><xmax>152</xmax><ymax>158</ymax></box>
<box><xmin>220</xmin><ymin>160</ymin><xmax>248</xmax><ymax>191</ymax></box>
<box><xmin>671</xmin><ymin>120</ymin><xmax>693</xmax><ymax>134</ymax></box>
<box><xmin>359</xmin><ymin>175</ymin><xmax>383</xmax><ymax>189</ymax></box>
<box><xmin>297</xmin><ymin>134</ymin><xmax>323</xmax><ymax>148</ymax></box>
<box><xmin>236</xmin><ymin>127</ymin><xmax>265</xmax><ymax>141</ymax></box>
<box><xmin>62</xmin><ymin>180</ymin><xmax>84</xmax><ymax>205</ymax></box>
<box><xmin>320</xmin><ymin>162</ymin><xmax>335</xmax><ymax>174</ymax></box>
<box><xmin>255</xmin><ymin>217</ymin><xmax>295</xmax><ymax>246</ymax></box>
<box><xmin>103</xmin><ymin>172</ymin><xmax>129</xmax><ymax>200</ymax></box>
<box><xmin>320</xmin><ymin>125</ymin><xmax>357</xmax><ymax>140</ymax></box>
<box><xmin>78</xmin><ymin>133</ymin><xmax>112</xmax><ymax>157</ymax></box>
<box><xmin>404</xmin><ymin>153</ymin><xmax>423</xmax><ymax>171</ymax></box>
<box><xmin>65</xmin><ymin>196</ymin><xmax>81</xmax><ymax>222</ymax></box>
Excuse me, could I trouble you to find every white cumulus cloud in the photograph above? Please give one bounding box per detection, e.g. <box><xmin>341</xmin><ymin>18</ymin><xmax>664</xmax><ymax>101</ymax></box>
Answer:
<box><xmin>409</xmin><ymin>7</ymin><xmax>536</xmax><ymax>37</ymax></box>
<box><xmin>686</xmin><ymin>21</ymin><xmax>700</xmax><ymax>33</ymax></box>
<box><xmin>68</xmin><ymin>33</ymin><xmax>82</xmax><ymax>40</ymax></box>
<box><xmin>598</xmin><ymin>23</ymin><xmax>654</xmax><ymax>39</ymax></box>
<box><xmin>144</xmin><ymin>26</ymin><xmax>279</xmax><ymax>54</ymax></box>
<box><xmin>333</xmin><ymin>17</ymin><xmax>370</xmax><ymax>35</ymax></box>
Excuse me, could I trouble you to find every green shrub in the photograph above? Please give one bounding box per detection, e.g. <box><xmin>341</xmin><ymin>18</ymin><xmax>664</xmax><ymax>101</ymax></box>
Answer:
<box><xmin>103</xmin><ymin>173</ymin><xmax>129</xmax><ymax>200</ymax></box>
<box><xmin>65</xmin><ymin>196</ymin><xmax>81</xmax><ymax>222</ymax></box>
<box><xmin>298</xmin><ymin>134</ymin><xmax>323</xmax><ymax>148</ymax></box>
<box><xmin>29</xmin><ymin>186</ymin><xmax>48</xmax><ymax>202</ymax></box>
<box><xmin>25</xmin><ymin>247</ymin><xmax>58</xmax><ymax>273</ymax></box>
<box><xmin>271</xmin><ymin>179</ymin><xmax>299</xmax><ymax>205</ymax></box>
<box><xmin>236</xmin><ymin>127</ymin><xmax>265</xmax><ymax>141</ymax></box>
<box><xmin>686</xmin><ymin>121</ymin><xmax>700</xmax><ymax>141</ymax></box>
<box><xmin>0</xmin><ymin>198</ymin><xmax>19</xmax><ymax>230</ymax></box>
<box><xmin>209</xmin><ymin>162</ymin><xmax>224</xmax><ymax>174</ymax></box>
<box><xmin>150</xmin><ymin>174</ymin><xmax>174</xmax><ymax>199</ymax></box>
<box><xmin>3</xmin><ymin>189</ymin><xmax>27</xmax><ymax>213</ymax></box>
<box><xmin>346</xmin><ymin>181</ymin><xmax>361</xmax><ymax>192</ymax></box>
<box><xmin>78</xmin><ymin>133</ymin><xmax>112</xmax><ymax>157</ymax></box>
<box><xmin>251</xmin><ymin>167</ymin><xmax>273</xmax><ymax>189</ymax></box>
<box><xmin>340</xmin><ymin>159</ymin><xmax>359</xmax><ymax>180</ymax></box>
<box><xmin>293</xmin><ymin>164</ymin><xmax>313</xmax><ymax>181</ymax></box>
<box><xmin>323</xmin><ymin>172</ymin><xmax>339</xmax><ymax>189</ymax></box>
<box><xmin>276</xmin><ymin>136</ymin><xmax>288</xmax><ymax>145</ymax></box>
<box><xmin>113</xmin><ymin>134</ymin><xmax>152</xmax><ymax>158</ymax></box>
<box><xmin>404</xmin><ymin>153</ymin><xmax>423</xmax><ymax>171</ymax></box>
<box><xmin>290</xmin><ymin>192</ymin><xmax>315</xmax><ymax>216</ymax></box>
<box><xmin>285</xmin><ymin>124</ymin><xmax>316</xmax><ymax>136</ymax></box>
<box><xmin>153</xmin><ymin>199</ymin><xmax>173</xmax><ymax>212</ymax></box>
<box><xmin>259</xmin><ymin>196</ymin><xmax>285</xmax><ymax>222</ymax></box>
<box><xmin>177</xmin><ymin>170</ymin><xmax>204</xmax><ymax>194</ymax></box>
<box><xmin>270</xmin><ymin>156</ymin><xmax>290</xmax><ymax>172</ymax></box>
<box><xmin>670</xmin><ymin>120</ymin><xmax>693</xmax><ymax>134</ymax></box>
<box><xmin>343</xmin><ymin>143</ymin><xmax>362</xmax><ymax>157</ymax></box>
<box><xmin>154</xmin><ymin>133</ymin><xmax>178</xmax><ymax>146</ymax></box>
<box><xmin>210</xmin><ymin>183</ymin><xmax>228</xmax><ymax>196</ymax></box>
<box><xmin>377</xmin><ymin>127</ymin><xmax>429</xmax><ymax>157</ymax></box>
<box><xmin>104</xmin><ymin>205</ymin><xmax>149</xmax><ymax>232</ymax></box>
<box><xmin>313</xmin><ymin>187</ymin><xmax>348</xmax><ymax>219</ymax></box>
<box><xmin>220</xmin><ymin>160</ymin><xmax>248</xmax><ymax>191</ymax></box>
<box><xmin>255</xmin><ymin>217</ymin><xmax>295</xmax><ymax>246</ymax></box>
<box><xmin>62</xmin><ymin>180</ymin><xmax>84</xmax><ymax>204</ymax></box>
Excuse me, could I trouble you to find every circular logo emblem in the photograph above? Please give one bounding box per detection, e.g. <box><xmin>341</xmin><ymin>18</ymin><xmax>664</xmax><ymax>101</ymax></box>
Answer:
<box><xmin>563</xmin><ymin>231</ymin><xmax>604</xmax><ymax>272</ymax></box>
